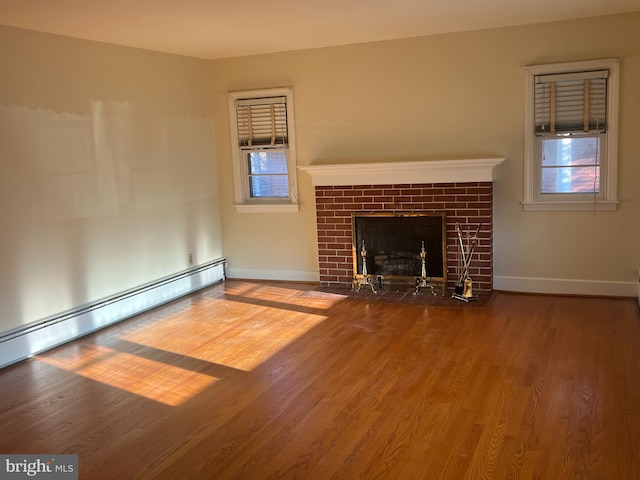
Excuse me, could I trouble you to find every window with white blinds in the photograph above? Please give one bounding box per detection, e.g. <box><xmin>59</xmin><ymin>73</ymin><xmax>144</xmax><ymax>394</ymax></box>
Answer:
<box><xmin>523</xmin><ymin>59</ymin><xmax>619</xmax><ymax>211</ymax></box>
<box><xmin>534</xmin><ymin>70</ymin><xmax>608</xmax><ymax>136</ymax></box>
<box><xmin>227</xmin><ymin>88</ymin><xmax>299</xmax><ymax>213</ymax></box>
<box><xmin>236</xmin><ymin>97</ymin><xmax>288</xmax><ymax>149</ymax></box>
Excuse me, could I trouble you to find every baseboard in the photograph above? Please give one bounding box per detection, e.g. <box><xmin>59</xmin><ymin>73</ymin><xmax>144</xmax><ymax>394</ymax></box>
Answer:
<box><xmin>226</xmin><ymin>267</ymin><xmax>319</xmax><ymax>283</ymax></box>
<box><xmin>494</xmin><ymin>275</ymin><xmax>637</xmax><ymax>298</ymax></box>
<box><xmin>0</xmin><ymin>258</ymin><xmax>227</xmax><ymax>369</ymax></box>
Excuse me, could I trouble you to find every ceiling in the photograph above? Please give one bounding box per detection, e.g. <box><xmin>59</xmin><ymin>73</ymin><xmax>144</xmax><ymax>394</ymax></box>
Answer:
<box><xmin>1</xmin><ymin>0</ymin><xmax>639</xmax><ymax>60</ymax></box>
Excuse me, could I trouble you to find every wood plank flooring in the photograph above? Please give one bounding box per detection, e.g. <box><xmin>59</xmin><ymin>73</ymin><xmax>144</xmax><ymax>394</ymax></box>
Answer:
<box><xmin>0</xmin><ymin>280</ymin><xmax>639</xmax><ymax>479</ymax></box>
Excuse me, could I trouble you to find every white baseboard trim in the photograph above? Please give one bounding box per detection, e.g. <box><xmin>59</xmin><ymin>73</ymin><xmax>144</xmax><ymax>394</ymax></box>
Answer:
<box><xmin>0</xmin><ymin>258</ymin><xmax>227</xmax><ymax>370</ymax></box>
<box><xmin>226</xmin><ymin>267</ymin><xmax>319</xmax><ymax>283</ymax></box>
<box><xmin>494</xmin><ymin>275</ymin><xmax>637</xmax><ymax>298</ymax></box>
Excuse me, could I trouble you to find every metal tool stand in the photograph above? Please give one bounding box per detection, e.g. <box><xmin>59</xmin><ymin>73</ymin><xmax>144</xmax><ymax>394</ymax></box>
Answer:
<box><xmin>452</xmin><ymin>223</ymin><xmax>481</xmax><ymax>302</ymax></box>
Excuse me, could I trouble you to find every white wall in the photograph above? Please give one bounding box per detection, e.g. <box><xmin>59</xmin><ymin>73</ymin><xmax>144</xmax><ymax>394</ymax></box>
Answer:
<box><xmin>0</xmin><ymin>26</ymin><xmax>223</xmax><ymax>335</ymax></box>
<box><xmin>210</xmin><ymin>13</ymin><xmax>640</xmax><ymax>295</ymax></box>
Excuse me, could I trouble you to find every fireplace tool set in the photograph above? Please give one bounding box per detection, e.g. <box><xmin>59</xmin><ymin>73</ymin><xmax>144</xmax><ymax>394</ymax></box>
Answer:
<box><xmin>452</xmin><ymin>223</ymin><xmax>482</xmax><ymax>302</ymax></box>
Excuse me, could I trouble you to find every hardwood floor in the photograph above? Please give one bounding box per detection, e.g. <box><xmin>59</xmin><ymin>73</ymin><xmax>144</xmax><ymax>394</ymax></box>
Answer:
<box><xmin>1</xmin><ymin>280</ymin><xmax>639</xmax><ymax>479</ymax></box>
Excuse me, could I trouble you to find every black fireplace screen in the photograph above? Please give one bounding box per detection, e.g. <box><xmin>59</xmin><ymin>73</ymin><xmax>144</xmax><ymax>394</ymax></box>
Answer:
<box><xmin>353</xmin><ymin>212</ymin><xmax>446</xmax><ymax>281</ymax></box>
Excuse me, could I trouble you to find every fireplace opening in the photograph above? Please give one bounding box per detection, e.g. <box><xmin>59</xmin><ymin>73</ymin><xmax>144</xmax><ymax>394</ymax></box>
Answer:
<box><xmin>352</xmin><ymin>212</ymin><xmax>447</xmax><ymax>288</ymax></box>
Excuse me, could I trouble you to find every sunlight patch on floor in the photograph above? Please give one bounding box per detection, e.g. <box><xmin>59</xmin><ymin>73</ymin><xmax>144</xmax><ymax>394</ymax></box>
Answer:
<box><xmin>120</xmin><ymin>283</ymin><xmax>341</xmax><ymax>371</ymax></box>
<box><xmin>121</xmin><ymin>302</ymin><xmax>328</xmax><ymax>370</ymax></box>
<box><xmin>223</xmin><ymin>282</ymin><xmax>347</xmax><ymax>310</ymax></box>
<box><xmin>36</xmin><ymin>282</ymin><xmax>344</xmax><ymax>405</ymax></box>
<box><xmin>38</xmin><ymin>344</ymin><xmax>217</xmax><ymax>406</ymax></box>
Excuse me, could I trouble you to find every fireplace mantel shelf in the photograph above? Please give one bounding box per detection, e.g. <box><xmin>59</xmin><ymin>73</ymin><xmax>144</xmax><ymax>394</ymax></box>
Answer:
<box><xmin>299</xmin><ymin>158</ymin><xmax>506</xmax><ymax>186</ymax></box>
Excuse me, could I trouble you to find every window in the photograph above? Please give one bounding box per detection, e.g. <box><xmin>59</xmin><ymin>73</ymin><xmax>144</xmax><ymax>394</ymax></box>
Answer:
<box><xmin>523</xmin><ymin>59</ymin><xmax>619</xmax><ymax>211</ymax></box>
<box><xmin>228</xmin><ymin>88</ymin><xmax>299</xmax><ymax>213</ymax></box>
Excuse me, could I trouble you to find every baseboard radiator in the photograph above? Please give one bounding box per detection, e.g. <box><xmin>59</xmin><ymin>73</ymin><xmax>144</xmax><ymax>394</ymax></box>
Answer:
<box><xmin>0</xmin><ymin>258</ymin><xmax>226</xmax><ymax>369</ymax></box>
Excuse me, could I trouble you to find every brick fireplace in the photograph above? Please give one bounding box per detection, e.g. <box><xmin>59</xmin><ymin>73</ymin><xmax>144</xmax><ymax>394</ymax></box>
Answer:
<box><xmin>299</xmin><ymin>158</ymin><xmax>505</xmax><ymax>293</ymax></box>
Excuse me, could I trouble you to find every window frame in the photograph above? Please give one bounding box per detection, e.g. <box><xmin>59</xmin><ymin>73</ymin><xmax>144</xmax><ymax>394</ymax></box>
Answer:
<box><xmin>523</xmin><ymin>59</ymin><xmax>619</xmax><ymax>211</ymax></box>
<box><xmin>227</xmin><ymin>87</ymin><xmax>299</xmax><ymax>213</ymax></box>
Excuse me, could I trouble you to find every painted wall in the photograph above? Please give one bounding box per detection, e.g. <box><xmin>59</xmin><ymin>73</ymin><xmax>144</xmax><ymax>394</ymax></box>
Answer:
<box><xmin>210</xmin><ymin>13</ymin><xmax>640</xmax><ymax>295</ymax></box>
<box><xmin>0</xmin><ymin>26</ymin><xmax>223</xmax><ymax>334</ymax></box>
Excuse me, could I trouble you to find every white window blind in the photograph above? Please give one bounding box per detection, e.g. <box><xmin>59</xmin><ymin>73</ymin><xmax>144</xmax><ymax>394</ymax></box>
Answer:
<box><xmin>534</xmin><ymin>70</ymin><xmax>608</xmax><ymax>136</ymax></box>
<box><xmin>236</xmin><ymin>97</ymin><xmax>288</xmax><ymax>149</ymax></box>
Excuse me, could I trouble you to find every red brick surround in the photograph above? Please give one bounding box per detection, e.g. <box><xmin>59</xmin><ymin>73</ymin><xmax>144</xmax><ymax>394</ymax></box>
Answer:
<box><xmin>315</xmin><ymin>182</ymin><xmax>493</xmax><ymax>292</ymax></box>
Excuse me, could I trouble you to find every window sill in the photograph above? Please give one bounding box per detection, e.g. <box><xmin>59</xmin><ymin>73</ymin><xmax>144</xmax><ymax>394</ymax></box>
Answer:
<box><xmin>522</xmin><ymin>200</ymin><xmax>618</xmax><ymax>212</ymax></box>
<box><xmin>234</xmin><ymin>203</ymin><xmax>299</xmax><ymax>213</ymax></box>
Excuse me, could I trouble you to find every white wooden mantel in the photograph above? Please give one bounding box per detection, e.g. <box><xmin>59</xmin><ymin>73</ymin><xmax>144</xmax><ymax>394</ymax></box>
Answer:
<box><xmin>298</xmin><ymin>158</ymin><xmax>506</xmax><ymax>186</ymax></box>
